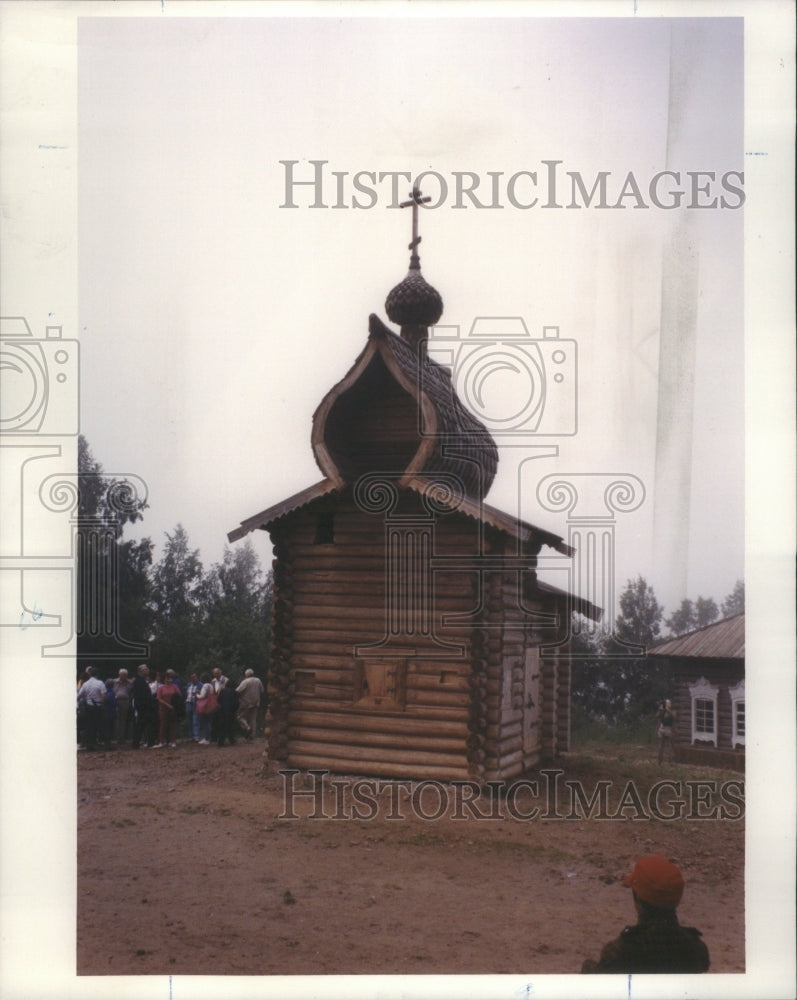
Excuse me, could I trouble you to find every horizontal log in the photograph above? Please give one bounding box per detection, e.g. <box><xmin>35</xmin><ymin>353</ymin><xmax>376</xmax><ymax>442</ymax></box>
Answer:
<box><xmin>287</xmin><ymin>726</ymin><xmax>466</xmax><ymax>754</ymax></box>
<box><xmin>290</xmin><ymin>688</ymin><xmax>473</xmax><ymax>714</ymax></box>
<box><xmin>286</xmin><ymin>754</ymin><xmax>472</xmax><ymax>782</ymax></box>
<box><xmin>289</xmin><ymin>512</ymin><xmax>481</xmax><ymax>534</ymax></box>
<box><xmin>289</xmin><ymin>615</ymin><xmax>479</xmax><ymax>638</ymax></box>
<box><xmin>485</xmin><ymin>720</ymin><xmax>523</xmax><ymax>741</ymax></box>
<box><xmin>290</xmin><ymin>661</ymin><xmax>356</xmax><ymax>678</ymax></box>
<box><xmin>285</xmin><ymin>581</ymin><xmax>387</xmax><ymax>599</ymax></box>
<box><xmin>496</xmin><ymin>736</ymin><xmax>524</xmax><ymax>757</ymax></box>
<box><xmin>288</xmin><ymin>709</ymin><xmax>469</xmax><ymax>737</ymax></box>
<box><xmin>291</xmin><ymin>556</ymin><xmax>387</xmax><ymax>572</ymax></box>
<box><xmin>299</xmin><ymin>684</ymin><xmax>347</xmax><ymax>700</ymax></box>
<box><xmin>484</xmin><ymin>748</ymin><xmax>525</xmax><ymax>771</ymax></box>
<box><xmin>292</xmin><ymin>689</ymin><xmax>347</xmax><ymax>705</ymax></box>
<box><xmin>287</xmin><ymin>739</ymin><xmax>468</xmax><ymax>769</ymax></box>
<box><xmin>286</xmin><ymin>696</ymin><xmax>467</xmax><ymax>723</ymax></box>
<box><xmin>290</xmin><ymin>628</ymin><xmax>472</xmax><ymax>646</ymax></box>
<box><xmin>302</xmin><ymin>532</ymin><xmax>483</xmax><ymax>551</ymax></box>
<box><xmin>291</xmin><ymin>667</ymin><xmax>354</xmax><ymax>686</ymax></box>
<box><xmin>292</xmin><ymin>606</ymin><xmax>396</xmax><ymax>625</ymax></box>
<box><xmin>290</xmin><ymin>593</ymin><xmax>479</xmax><ymax>613</ymax></box>
<box><xmin>489</xmin><ymin>758</ymin><xmax>527</xmax><ymax>781</ymax></box>
<box><xmin>405</xmin><ymin>689</ymin><xmax>470</xmax><ymax>709</ymax></box>
<box><xmin>286</xmin><ymin>540</ymin><xmax>484</xmax><ymax>562</ymax></box>
<box><xmin>408</xmin><ymin>672</ymin><xmax>470</xmax><ymax>693</ymax></box>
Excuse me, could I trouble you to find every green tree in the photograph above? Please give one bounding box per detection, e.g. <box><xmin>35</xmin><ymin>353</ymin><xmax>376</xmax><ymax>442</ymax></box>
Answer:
<box><xmin>570</xmin><ymin>577</ymin><xmax>670</xmax><ymax>728</ymax></box>
<box><xmin>665</xmin><ymin>598</ymin><xmax>696</xmax><ymax>637</ymax></box>
<box><xmin>76</xmin><ymin>436</ymin><xmax>151</xmax><ymax>675</ymax></box>
<box><xmin>196</xmin><ymin>542</ymin><xmax>273</xmax><ymax>686</ymax></box>
<box><xmin>149</xmin><ymin>524</ymin><xmax>203</xmax><ymax>676</ymax></box>
<box><xmin>694</xmin><ymin>596</ymin><xmax>719</xmax><ymax>628</ymax></box>
<box><xmin>615</xmin><ymin>575</ymin><xmax>663</xmax><ymax>648</ymax></box>
<box><xmin>721</xmin><ymin>579</ymin><xmax>745</xmax><ymax>618</ymax></box>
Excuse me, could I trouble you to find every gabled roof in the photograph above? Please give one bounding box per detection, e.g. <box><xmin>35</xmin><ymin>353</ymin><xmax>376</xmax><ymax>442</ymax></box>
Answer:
<box><xmin>227</xmin><ymin>480</ymin><xmax>338</xmax><ymax>543</ymax></box>
<box><xmin>228</xmin><ymin>476</ymin><xmax>572</xmax><ymax>555</ymax></box>
<box><xmin>228</xmin><ymin>477</ymin><xmax>602</xmax><ymax>622</ymax></box>
<box><xmin>648</xmin><ymin>614</ymin><xmax>745</xmax><ymax>659</ymax></box>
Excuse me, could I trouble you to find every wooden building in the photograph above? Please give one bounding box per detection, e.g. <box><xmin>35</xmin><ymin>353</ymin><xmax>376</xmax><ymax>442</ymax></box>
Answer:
<box><xmin>229</xmin><ymin>195</ymin><xmax>599</xmax><ymax>783</ymax></box>
<box><xmin>648</xmin><ymin>614</ymin><xmax>745</xmax><ymax>770</ymax></box>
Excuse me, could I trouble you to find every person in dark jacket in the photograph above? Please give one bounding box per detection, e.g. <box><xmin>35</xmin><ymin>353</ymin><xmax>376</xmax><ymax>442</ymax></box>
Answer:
<box><xmin>656</xmin><ymin>699</ymin><xmax>677</xmax><ymax>764</ymax></box>
<box><xmin>216</xmin><ymin>679</ymin><xmax>239</xmax><ymax>747</ymax></box>
<box><xmin>581</xmin><ymin>855</ymin><xmax>709</xmax><ymax>974</ymax></box>
<box><xmin>103</xmin><ymin>679</ymin><xmax>117</xmax><ymax>747</ymax></box>
<box><xmin>131</xmin><ymin>664</ymin><xmax>156</xmax><ymax>749</ymax></box>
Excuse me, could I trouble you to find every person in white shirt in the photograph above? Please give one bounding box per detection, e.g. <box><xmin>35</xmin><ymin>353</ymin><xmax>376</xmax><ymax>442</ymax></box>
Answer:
<box><xmin>77</xmin><ymin>666</ymin><xmax>106</xmax><ymax>751</ymax></box>
<box><xmin>236</xmin><ymin>669</ymin><xmax>265</xmax><ymax>741</ymax></box>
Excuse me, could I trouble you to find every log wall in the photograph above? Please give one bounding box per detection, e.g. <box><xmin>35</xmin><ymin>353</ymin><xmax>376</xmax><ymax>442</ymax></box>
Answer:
<box><xmin>268</xmin><ymin>493</ymin><xmax>483</xmax><ymax>780</ymax></box>
<box><xmin>267</xmin><ymin>492</ymin><xmax>573</xmax><ymax>783</ymax></box>
<box><xmin>671</xmin><ymin>660</ymin><xmax>745</xmax><ymax>752</ymax></box>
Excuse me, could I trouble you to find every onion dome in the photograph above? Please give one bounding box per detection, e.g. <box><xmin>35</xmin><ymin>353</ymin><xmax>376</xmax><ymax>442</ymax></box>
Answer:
<box><xmin>385</xmin><ymin>269</ymin><xmax>444</xmax><ymax>328</ymax></box>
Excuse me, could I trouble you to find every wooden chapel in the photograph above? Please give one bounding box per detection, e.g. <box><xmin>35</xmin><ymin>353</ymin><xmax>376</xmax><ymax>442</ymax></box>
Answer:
<box><xmin>229</xmin><ymin>189</ymin><xmax>600</xmax><ymax>783</ymax></box>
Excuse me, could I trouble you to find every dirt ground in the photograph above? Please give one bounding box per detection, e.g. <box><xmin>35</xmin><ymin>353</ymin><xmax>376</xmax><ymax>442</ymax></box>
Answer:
<box><xmin>77</xmin><ymin>737</ymin><xmax>744</xmax><ymax>977</ymax></box>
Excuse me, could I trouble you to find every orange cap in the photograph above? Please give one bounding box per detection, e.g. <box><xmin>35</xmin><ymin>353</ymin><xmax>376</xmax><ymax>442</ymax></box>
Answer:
<box><xmin>623</xmin><ymin>855</ymin><xmax>685</xmax><ymax>909</ymax></box>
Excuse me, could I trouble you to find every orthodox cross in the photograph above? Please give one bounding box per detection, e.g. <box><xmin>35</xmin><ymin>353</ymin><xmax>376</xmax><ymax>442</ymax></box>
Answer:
<box><xmin>400</xmin><ymin>185</ymin><xmax>431</xmax><ymax>270</ymax></box>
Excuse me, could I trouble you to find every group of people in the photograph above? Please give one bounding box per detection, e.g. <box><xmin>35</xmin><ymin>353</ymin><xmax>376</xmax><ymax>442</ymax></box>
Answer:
<box><xmin>76</xmin><ymin>664</ymin><xmax>266</xmax><ymax>751</ymax></box>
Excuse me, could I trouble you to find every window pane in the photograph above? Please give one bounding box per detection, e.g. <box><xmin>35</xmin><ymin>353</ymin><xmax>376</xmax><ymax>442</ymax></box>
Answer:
<box><xmin>695</xmin><ymin>698</ymin><xmax>714</xmax><ymax>732</ymax></box>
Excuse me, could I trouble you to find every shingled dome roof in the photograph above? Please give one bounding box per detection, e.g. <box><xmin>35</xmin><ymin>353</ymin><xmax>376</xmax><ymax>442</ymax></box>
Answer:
<box><xmin>311</xmin><ymin>314</ymin><xmax>498</xmax><ymax>500</ymax></box>
<box><xmin>385</xmin><ymin>269</ymin><xmax>444</xmax><ymax>328</ymax></box>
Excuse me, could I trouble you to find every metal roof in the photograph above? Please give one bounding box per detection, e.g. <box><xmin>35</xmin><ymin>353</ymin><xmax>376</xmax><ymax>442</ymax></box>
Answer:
<box><xmin>648</xmin><ymin>614</ymin><xmax>745</xmax><ymax>659</ymax></box>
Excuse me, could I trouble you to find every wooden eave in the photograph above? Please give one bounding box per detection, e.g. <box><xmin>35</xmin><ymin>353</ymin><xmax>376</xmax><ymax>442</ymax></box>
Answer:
<box><xmin>227</xmin><ymin>479</ymin><xmax>338</xmax><ymax>543</ymax></box>
<box><xmin>229</xmin><ymin>476</ymin><xmax>572</xmax><ymax>557</ymax></box>
<box><xmin>228</xmin><ymin>478</ymin><xmax>601</xmax><ymax>621</ymax></box>
<box><xmin>401</xmin><ymin>474</ymin><xmax>574</xmax><ymax>557</ymax></box>
<box><xmin>533</xmin><ymin>578</ymin><xmax>603</xmax><ymax>623</ymax></box>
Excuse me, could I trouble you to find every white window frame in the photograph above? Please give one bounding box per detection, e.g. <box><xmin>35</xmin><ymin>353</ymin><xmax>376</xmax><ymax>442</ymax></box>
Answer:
<box><xmin>729</xmin><ymin>679</ymin><xmax>745</xmax><ymax>749</ymax></box>
<box><xmin>688</xmin><ymin>676</ymin><xmax>719</xmax><ymax>747</ymax></box>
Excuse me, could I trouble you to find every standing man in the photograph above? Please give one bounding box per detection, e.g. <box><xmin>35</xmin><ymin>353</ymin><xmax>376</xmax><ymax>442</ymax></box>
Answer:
<box><xmin>76</xmin><ymin>667</ymin><xmax>106</xmax><ymax>751</ymax></box>
<box><xmin>112</xmin><ymin>668</ymin><xmax>133</xmax><ymax>745</ymax></box>
<box><xmin>131</xmin><ymin>664</ymin><xmax>156</xmax><ymax>749</ymax></box>
<box><xmin>184</xmin><ymin>671</ymin><xmax>202</xmax><ymax>742</ymax></box>
<box><xmin>581</xmin><ymin>855</ymin><xmax>709</xmax><ymax>973</ymax></box>
<box><xmin>211</xmin><ymin>667</ymin><xmax>229</xmax><ymax>744</ymax></box>
<box><xmin>656</xmin><ymin>699</ymin><xmax>677</xmax><ymax>765</ymax></box>
<box><xmin>216</xmin><ymin>679</ymin><xmax>239</xmax><ymax>747</ymax></box>
<box><xmin>236</xmin><ymin>669</ymin><xmax>265</xmax><ymax>741</ymax></box>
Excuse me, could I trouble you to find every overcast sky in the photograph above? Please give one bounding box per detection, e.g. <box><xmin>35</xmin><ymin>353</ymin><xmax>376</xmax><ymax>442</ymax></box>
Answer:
<box><xmin>77</xmin><ymin>15</ymin><xmax>745</xmax><ymax>616</ymax></box>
